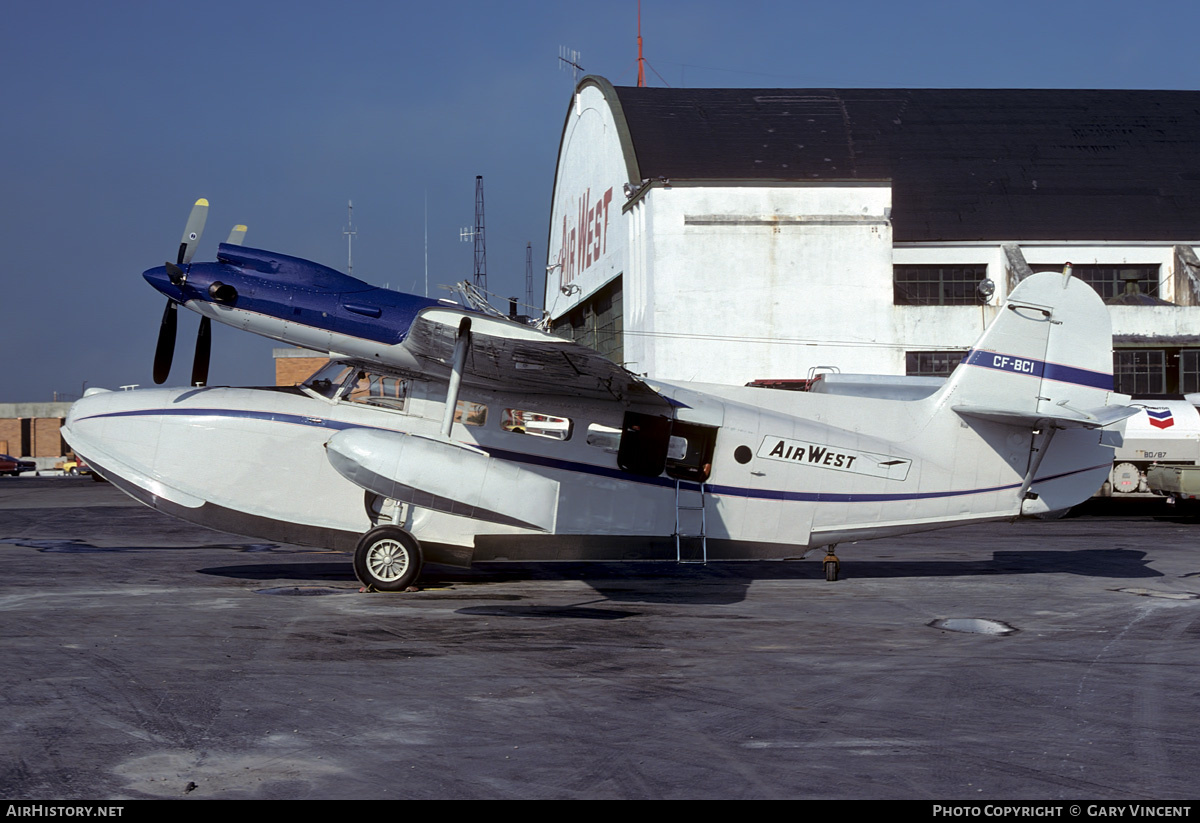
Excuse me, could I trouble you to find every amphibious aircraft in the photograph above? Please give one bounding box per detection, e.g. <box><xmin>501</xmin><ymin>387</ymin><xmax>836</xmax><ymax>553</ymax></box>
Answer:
<box><xmin>63</xmin><ymin>200</ymin><xmax>1136</xmax><ymax>590</ymax></box>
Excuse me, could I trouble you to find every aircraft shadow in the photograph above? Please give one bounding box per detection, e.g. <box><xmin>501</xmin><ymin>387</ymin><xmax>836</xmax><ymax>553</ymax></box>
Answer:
<box><xmin>195</xmin><ymin>547</ymin><xmax>1160</xmax><ymax>607</ymax></box>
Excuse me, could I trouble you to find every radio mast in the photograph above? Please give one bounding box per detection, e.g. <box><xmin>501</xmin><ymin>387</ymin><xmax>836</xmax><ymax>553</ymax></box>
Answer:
<box><xmin>459</xmin><ymin>175</ymin><xmax>487</xmax><ymax>292</ymax></box>
<box><xmin>473</xmin><ymin>176</ymin><xmax>487</xmax><ymax>291</ymax></box>
<box><xmin>525</xmin><ymin>242</ymin><xmax>534</xmax><ymax>310</ymax></box>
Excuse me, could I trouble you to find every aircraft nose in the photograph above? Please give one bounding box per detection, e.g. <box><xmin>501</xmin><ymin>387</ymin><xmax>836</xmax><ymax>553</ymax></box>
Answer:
<box><xmin>143</xmin><ymin>265</ymin><xmax>184</xmax><ymax>302</ymax></box>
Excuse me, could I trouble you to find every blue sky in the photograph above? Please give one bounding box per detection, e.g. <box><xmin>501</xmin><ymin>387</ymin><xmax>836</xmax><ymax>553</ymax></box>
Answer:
<box><xmin>3</xmin><ymin>0</ymin><xmax>1197</xmax><ymax>401</ymax></box>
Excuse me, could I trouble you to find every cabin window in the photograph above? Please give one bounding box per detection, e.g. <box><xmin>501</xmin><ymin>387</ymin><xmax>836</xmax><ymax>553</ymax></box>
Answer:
<box><xmin>502</xmin><ymin>409</ymin><xmax>572</xmax><ymax>440</ymax></box>
<box><xmin>347</xmin><ymin>371</ymin><xmax>408</xmax><ymax>411</ymax></box>
<box><xmin>893</xmin><ymin>265</ymin><xmax>988</xmax><ymax>305</ymax></box>
<box><xmin>665</xmin><ymin>422</ymin><xmax>718</xmax><ymax>483</ymax></box>
<box><xmin>586</xmin><ymin>423</ymin><xmax>622</xmax><ymax>453</ymax></box>
<box><xmin>454</xmin><ymin>401</ymin><xmax>488</xmax><ymax>427</ymax></box>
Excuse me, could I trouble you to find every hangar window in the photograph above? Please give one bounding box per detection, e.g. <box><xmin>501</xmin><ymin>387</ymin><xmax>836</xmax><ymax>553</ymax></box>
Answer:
<box><xmin>553</xmin><ymin>276</ymin><xmax>623</xmax><ymax>363</ymax></box>
<box><xmin>905</xmin><ymin>350</ymin><xmax>967</xmax><ymax>377</ymax></box>
<box><xmin>1182</xmin><ymin>350</ymin><xmax>1200</xmax><ymax>394</ymax></box>
<box><xmin>1069</xmin><ymin>265</ymin><xmax>1162</xmax><ymax>302</ymax></box>
<box><xmin>893</xmin><ymin>265</ymin><xmax>988</xmax><ymax>305</ymax></box>
<box><xmin>1114</xmin><ymin>350</ymin><xmax>1167</xmax><ymax>395</ymax></box>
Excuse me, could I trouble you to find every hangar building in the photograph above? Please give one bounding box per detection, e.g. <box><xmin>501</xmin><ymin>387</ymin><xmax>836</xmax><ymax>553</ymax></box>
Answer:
<box><xmin>545</xmin><ymin>77</ymin><xmax>1200</xmax><ymax>395</ymax></box>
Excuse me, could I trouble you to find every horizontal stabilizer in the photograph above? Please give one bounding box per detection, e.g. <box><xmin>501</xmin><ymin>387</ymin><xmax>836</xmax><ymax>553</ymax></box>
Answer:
<box><xmin>953</xmin><ymin>403</ymin><xmax>1139</xmax><ymax>429</ymax></box>
<box><xmin>326</xmin><ymin>428</ymin><xmax>559</xmax><ymax>532</ymax></box>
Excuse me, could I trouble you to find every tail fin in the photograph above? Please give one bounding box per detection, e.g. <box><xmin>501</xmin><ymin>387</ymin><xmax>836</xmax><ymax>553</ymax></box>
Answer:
<box><xmin>938</xmin><ymin>270</ymin><xmax>1131</xmax><ymax>428</ymax></box>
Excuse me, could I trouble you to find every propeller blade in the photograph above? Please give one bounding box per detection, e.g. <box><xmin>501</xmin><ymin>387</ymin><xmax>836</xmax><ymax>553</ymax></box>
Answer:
<box><xmin>192</xmin><ymin>316</ymin><xmax>212</xmax><ymax>387</ymax></box>
<box><xmin>176</xmin><ymin>198</ymin><xmax>209</xmax><ymax>266</ymax></box>
<box><xmin>225</xmin><ymin>224</ymin><xmax>247</xmax><ymax>246</ymax></box>
<box><xmin>153</xmin><ymin>301</ymin><xmax>178</xmax><ymax>384</ymax></box>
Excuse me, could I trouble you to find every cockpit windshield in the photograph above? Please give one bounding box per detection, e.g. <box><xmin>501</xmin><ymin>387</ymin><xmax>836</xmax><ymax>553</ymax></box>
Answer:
<box><xmin>302</xmin><ymin>362</ymin><xmax>358</xmax><ymax>399</ymax></box>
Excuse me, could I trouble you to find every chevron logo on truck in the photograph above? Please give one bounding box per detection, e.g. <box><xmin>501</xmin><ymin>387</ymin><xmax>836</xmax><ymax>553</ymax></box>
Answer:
<box><xmin>1146</xmin><ymin>408</ymin><xmax>1174</xmax><ymax>429</ymax></box>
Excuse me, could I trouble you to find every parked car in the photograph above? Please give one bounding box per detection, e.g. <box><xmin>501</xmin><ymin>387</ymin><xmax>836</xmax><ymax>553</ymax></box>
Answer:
<box><xmin>59</xmin><ymin>455</ymin><xmax>105</xmax><ymax>481</ymax></box>
<box><xmin>0</xmin><ymin>454</ymin><xmax>36</xmax><ymax>476</ymax></box>
<box><xmin>60</xmin><ymin>457</ymin><xmax>88</xmax><ymax>476</ymax></box>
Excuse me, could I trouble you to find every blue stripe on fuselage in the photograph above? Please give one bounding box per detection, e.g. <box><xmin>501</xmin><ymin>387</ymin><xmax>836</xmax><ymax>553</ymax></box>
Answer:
<box><xmin>76</xmin><ymin>407</ymin><xmax>1104</xmax><ymax>505</ymax></box>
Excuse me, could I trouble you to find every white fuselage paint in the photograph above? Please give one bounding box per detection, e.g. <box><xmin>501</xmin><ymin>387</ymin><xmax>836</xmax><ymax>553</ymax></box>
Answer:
<box><xmin>65</xmin><ymin>271</ymin><xmax>1124</xmax><ymax>564</ymax></box>
<box><xmin>62</xmin><ymin>372</ymin><xmax>1110</xmax><ymax>561</ymax></box>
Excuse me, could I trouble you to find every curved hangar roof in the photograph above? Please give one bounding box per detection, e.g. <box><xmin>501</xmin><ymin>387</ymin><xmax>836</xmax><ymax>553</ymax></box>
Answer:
<box><xmin>583</xmin><ymin>76</ymin><xmax>1200</xmax><ymax>243</ymax></box>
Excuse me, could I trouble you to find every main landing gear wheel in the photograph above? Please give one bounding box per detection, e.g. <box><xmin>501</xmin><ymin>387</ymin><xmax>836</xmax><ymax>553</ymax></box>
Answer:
<box><xmin>823</xmin><ymin>546</ymin><xmax>841</xmax><ymax>582</ymax></box>
<box><xmin>354</xmin><ymin>526</ymin><xmax>423</xmax><ymax>592</ymax></box>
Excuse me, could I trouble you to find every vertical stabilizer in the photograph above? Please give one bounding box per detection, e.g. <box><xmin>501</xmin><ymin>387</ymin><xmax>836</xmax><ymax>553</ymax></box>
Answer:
<box><xmin>933</xmin><ymin>270</ymin><xmax>1131</xmax><ymax>515</ymax></box>
<box><xmin>938</xmin><ymin>270</ymin><xmax>1117</xmax><ymax>421</ymax></box>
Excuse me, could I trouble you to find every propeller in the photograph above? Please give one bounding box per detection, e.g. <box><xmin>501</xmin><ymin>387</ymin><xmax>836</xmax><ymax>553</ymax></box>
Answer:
<box><xmin>152</xmin><ymin>301</ymin><xmax>178</xmax><ymax>384</ymax></box>
<box><xmin>191</xmin><ymin>316</ymin><xmax>211</xmax><ymax>387</ymax></box>
<box><xmin>188</xmin><ymin>224</ymin><xmax>245</xmax><ymax>386</ymax></box>
<box><xmin>154</xmin><ymin>198</ymin><xmax>208</xmax><ymax>384</ymax></box>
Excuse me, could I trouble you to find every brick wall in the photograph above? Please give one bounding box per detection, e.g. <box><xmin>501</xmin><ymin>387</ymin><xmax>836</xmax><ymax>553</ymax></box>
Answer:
<box><xmin>0</xmin><ymin>419</ymin><xmax>22</xmax><ymax>456</ymax></box>
<box><xmin>31</xmin><ymin>418</ymin><xmax>65</xmax><ymax>458</ymax></box>
<box><xmin>275</xmin><ymin>357</ymin><xmax>328</xmax><ymax>387</ymax></box>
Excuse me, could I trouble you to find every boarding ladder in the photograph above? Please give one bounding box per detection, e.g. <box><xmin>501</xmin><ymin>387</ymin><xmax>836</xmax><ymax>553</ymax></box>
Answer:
<box><xmin>674</xmin><ymin>479</ymin><xmax>708</xmax><ymax>563</ymax></box>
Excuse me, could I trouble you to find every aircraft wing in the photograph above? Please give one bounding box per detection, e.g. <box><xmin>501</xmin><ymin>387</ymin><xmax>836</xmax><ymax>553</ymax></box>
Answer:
<box><xmin>397</xmin><ymin>307</ymin><xmax>667</xmax><ymax>405</ymax></box>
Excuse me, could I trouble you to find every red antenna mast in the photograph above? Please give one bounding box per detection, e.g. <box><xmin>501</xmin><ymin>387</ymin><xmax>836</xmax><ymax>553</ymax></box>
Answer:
<box><xmin>637</xmin><ymin>0</ymin><xmax>646</xmax><ymax>87</ymax></box>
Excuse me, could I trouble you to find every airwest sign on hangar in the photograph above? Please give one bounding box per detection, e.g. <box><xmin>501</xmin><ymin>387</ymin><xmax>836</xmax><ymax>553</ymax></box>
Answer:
<box><xmin>545</xmin><ymin>76</ymin><xmax>1200</xmax><ymax>397</ymax></box>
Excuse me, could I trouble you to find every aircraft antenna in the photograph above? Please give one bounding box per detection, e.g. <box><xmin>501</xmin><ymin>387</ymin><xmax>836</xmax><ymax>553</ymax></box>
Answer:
<box><xmin>343</xmin><ymin>200</ymin><xmax>356</xmax><ymax>277</ymax></box>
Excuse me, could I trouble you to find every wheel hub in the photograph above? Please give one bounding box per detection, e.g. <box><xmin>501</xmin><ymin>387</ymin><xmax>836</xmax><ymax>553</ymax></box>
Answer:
<box><xmin>367</xmin><ymin>540</ymin><xmax>409</xmax><ymax>581</ymax></box>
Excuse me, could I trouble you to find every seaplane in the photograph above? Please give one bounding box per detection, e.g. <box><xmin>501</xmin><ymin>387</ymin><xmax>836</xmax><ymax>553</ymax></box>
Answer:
<box><xmin>63</xmin><ymin>199</ymin><xmax>1136</xmax><ymax>590</ymax></box>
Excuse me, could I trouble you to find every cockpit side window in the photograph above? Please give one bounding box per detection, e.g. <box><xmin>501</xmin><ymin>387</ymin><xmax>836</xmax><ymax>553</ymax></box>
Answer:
<box><xmin>302</xmin><ymin>363</ymin><xmax>357</xmax><ymax>399</ymax></box>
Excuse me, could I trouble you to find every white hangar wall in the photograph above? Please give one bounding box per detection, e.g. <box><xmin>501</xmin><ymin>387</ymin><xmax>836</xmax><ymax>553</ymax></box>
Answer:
<box><xmin>627</xmin><ymin>183</ymin><xmax>894</xmax><ymax>382</ymax></box>
<box><xmin>546</xmin><ymin>79</ymin><xmax>1200</xmax><ymax>393</ymax></box>
<box><xmin>547</xmin><ymin>84</ymin><xmax>628</xmax><ymax>316</ymax></box>
<box><xmin>546</xmin><ymin>83</ymin><xmax>902</xmax><ymax>384</ymax></box>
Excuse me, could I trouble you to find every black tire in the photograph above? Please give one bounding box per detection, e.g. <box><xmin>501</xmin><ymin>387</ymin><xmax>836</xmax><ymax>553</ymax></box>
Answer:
<box><xmin>67</xmin><ymin>468</ymin><xmax>79</xmax><ymax>476</ymax></box>
<box><xmin>824</xmin><ymin>560</ymin><xmax>839</xmax><ymax>582</ymax></box>
<box><xmin>353</xmin><ymin>526</ymin><xmax>423</xmax><ymax>591</ymax></box>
